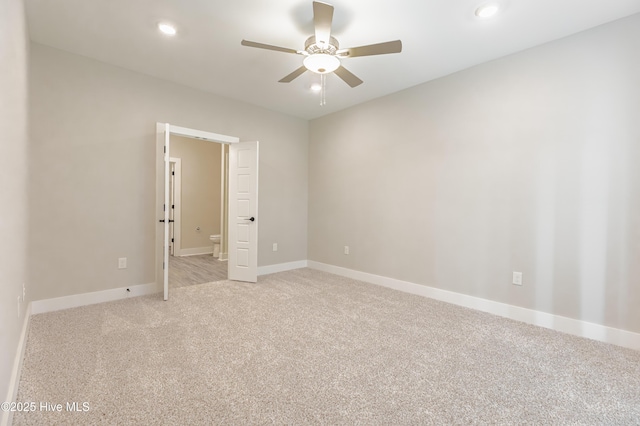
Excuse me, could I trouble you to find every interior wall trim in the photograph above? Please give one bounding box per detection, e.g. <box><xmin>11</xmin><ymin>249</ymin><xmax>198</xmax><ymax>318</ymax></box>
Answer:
<box><xmin>30</xmin><ymin>282</ymin><xmax>159</xmax><ymax>315</ymax></box>
<box><xmin>176</xmin><ymin>247</ymin><xmax>215</xmax><ymax>257</ymax></box>
<box><xmin>257</xmin><ymin>260</ymin><xmax>308</xmax><ymax>276</ymax></box>
<box><xmin>1</xmin><ymin>303</ymin><xmax>32</xmax><ymax>426</ymax></box>
<box><xmin>28</xmin><ymin>260</ymin><xmax>308</xmax><ymax>315</ymax></box>
<box><xmin>307</xmin><ymin>261</ymin><xmax>640</xmax><ymax>351</ymax></box>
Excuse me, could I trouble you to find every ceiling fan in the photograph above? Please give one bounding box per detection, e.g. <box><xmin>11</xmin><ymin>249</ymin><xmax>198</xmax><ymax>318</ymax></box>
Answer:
<box><xmin>241</xmin><ymin>1</ymin><xmax>402</xmax><ymax>88</ymax></box>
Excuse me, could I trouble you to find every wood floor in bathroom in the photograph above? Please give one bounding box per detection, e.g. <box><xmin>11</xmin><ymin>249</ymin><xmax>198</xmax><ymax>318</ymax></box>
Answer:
<box><xmin>169</xmin><ymin>254</ymin><xmax>228</xmax><ymax>288</ymax></box>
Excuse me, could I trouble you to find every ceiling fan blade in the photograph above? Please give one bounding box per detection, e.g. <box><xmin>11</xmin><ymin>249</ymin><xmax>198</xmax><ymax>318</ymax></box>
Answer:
<box><xmin>334</xmin><ymin>66</ymin><xmax>363</xmax><ymax>88</ymax></box>
<box><xmin>313</xmin><ymin>1</ymin><xmax>334</xmax><ymax>46</ymax></box>
<box><xmin>279</xmin><ymin>66</ymin><xmax>308</xmax><ymax>83</ymax></box>
<box><xmin>241</xmin><ymin>40</ymin><xmax>300</xmax><ymax>55</ymax></box>
<box><xmin>339</xmin><ymin>40</ymin><xmax>402</xmax><ymax>58</ymax></box>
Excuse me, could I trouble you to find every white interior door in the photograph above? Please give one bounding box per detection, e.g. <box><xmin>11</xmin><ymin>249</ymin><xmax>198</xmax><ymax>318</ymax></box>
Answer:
<box><xmin>228</xmin><ymin>141</ymin><xmax>259</xmax><ymax>282</ymax></box>
<box><xmin>156</xmin><ymin>124</ymin><xmax>166</xmax><ymax>299</ymax></box>
<box><xmin>160</xmin><ymin>126</ymin><xmax>170</xmax><ymax>300</ymax></box>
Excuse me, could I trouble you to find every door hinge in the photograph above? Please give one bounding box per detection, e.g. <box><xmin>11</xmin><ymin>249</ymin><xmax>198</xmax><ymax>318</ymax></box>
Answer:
<box><xmin>172</xmin><ymin>171</ymin><xmax>175</xmax><ymax>176</ymax></box>
<box><xmin>171</xmin><ymin>238</ymin><xmax>174</xmax><ymax>243</ymax></box>
<box><xmin>163</xmin><ymin>262</ymin><xmax>165</xmax><ymax>270</ymax></box>
<box><xmin>164</xmin><ymin>146</ymin><xmax>166</xmax><ymax>154</ymax></box>
<box><xmin>172</xmin><ymin>204</ymin><xmax>175</xmax><ymax>209</ymax></box>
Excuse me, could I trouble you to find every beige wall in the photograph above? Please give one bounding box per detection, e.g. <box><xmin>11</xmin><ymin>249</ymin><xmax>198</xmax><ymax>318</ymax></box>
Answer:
<box><xmin>171</xmin><ymin>135</ymin><xmax>222</xmax><ymax>251</ymax></box>
<box><xmin>0</xmin><ymin>0</ymin><xmax>29</xmax><ymax>411</ymax></box>
<box><xmin>309</xmin><ymin>14</ymin><xmax>640</xmax><ymax>333</ymax></box>
<box><xmin>29</xmin><ymin>43</ymin><xmax>308</xmax><ymax>301</ymax></box>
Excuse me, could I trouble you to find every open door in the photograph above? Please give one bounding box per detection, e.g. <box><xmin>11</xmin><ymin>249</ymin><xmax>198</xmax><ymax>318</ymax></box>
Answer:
<box><xmin>228</xmin><ymin>141</ymin><xmax>259</xmax><ymax>282</ymax></box>
<box><xmin>156</xmin><ymin>123</ymin><xmax>170</xmax><ymax>300</ymax></box>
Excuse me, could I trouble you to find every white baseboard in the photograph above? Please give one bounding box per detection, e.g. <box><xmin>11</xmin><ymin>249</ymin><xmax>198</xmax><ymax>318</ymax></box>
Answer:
<box><xmin>176</xmin><ymin>247</ymin><xmax>214</xmax><ymax>257</ymax></box>
<box><xmin>258</xmin><ymin>260</ymin><xmax>308</xmax><ymax>276</ymax></box>
<box><xmin>31</xmin><ymin>282</ymin><xmax>160</xmax><ymax>315</ymax></box>
<box><xmin>308</xmin><ymin>261</ymin><xmax>640</xmax><ymax>351</ymax></box>
<box><xmin>29</xmin><ymin>259</ymin><xmax>309</xmax><ymax>315</ymax></box>
<box><xmin>27</xmin><ymin>260</ymin><xmax>301</xmax><ymax>315</ymax></box>
<box><xmin>219</xmin><ymin>252</ymin><xmax>228</xmax><ymax>261</ymax></box>
<box><xmin>1</xmin><ymin>302</ymin><xmax>31</xmax><ymax>426</ymax></box>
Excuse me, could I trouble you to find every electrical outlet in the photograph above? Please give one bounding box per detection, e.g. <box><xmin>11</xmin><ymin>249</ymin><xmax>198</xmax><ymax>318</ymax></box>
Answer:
<box><xmin>512</xmin><ymin>272</ymin><xmax>523</xmax><ymax>286</ymax></box>
<box><xmin>273</xmin><ymin>243</ymin><xmax>278</xmax><ymax>252</ymax></box>
<box><xmin>118</xmin><ymin>257</ymin><xmax>127</xmax><ymax>269</ymax></box>
<box><xmin>344</xmin><ymin>246</ymin><xmax>350</xmax><ymax>255</ymax></box>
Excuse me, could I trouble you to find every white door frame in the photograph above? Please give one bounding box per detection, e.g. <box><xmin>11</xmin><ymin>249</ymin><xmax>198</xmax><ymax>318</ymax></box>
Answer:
<box><xmin>219</xmin><ymin>144</ymin><xmax>228</xmax><ymax>261</ymax></box>
<box><xmin>156</xmin><ymin>123</ymin><xmax>242</xmax><ymax>301</ymax></box>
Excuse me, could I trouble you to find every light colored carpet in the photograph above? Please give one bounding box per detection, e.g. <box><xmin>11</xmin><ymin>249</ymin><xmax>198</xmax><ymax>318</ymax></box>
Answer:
<box><xmin>13</xmin><ymin>268</ymin><xmax>640</xmax><ymax>425</ymax></box>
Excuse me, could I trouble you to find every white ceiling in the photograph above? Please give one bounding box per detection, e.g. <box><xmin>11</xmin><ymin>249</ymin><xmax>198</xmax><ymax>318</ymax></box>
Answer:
<box><xmin>25</xmin><ymin>0</ymin><xmax>640</xmax><ymax>120</ymax></box>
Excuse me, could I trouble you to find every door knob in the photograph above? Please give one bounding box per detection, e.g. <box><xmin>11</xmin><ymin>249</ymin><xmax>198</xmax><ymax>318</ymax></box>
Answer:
<box><xmin>246</xmin><ymin>217</ymin><xmax>255</xmax><ymax>222</ymax></box>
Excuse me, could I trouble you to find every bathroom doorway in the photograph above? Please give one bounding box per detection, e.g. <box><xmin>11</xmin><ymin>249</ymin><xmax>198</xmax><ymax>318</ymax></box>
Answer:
<box><xmin>156</xmin><ymin>123</ymin><xmax>259</xmax><ymax>301</ymax></box>
<box><xmin>168</xmin><ymin>137</ymin><xmax>227</xmax><ymax>288</ymax></box>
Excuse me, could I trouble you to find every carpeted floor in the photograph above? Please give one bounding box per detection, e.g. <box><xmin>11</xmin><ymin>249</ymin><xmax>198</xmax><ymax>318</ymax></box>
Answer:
<box><xmin>13</xmin><ymin>268</ymin><xmax>640</xmax><ymax>425</ymax></box>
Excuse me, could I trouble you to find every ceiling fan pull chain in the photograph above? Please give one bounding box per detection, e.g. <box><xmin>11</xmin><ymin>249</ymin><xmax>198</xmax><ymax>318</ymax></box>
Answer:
<box><xmin>320</xmin><ymin>73</ymin><xmax>326</xmax><ymax>106</ymax></box>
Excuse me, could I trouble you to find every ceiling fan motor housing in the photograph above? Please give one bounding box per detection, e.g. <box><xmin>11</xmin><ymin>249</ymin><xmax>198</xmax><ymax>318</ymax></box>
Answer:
<box><xmin>305</xmin><ymin>35</ymin><xmax>339</xmax><ymax>54</ymax></box>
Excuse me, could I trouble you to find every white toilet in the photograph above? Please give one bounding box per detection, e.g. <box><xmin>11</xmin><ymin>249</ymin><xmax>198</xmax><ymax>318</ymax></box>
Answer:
<box><xmin>209</xmin><ymin>235</ymin><xmax>221</xmax><ymax>258</ymax></box>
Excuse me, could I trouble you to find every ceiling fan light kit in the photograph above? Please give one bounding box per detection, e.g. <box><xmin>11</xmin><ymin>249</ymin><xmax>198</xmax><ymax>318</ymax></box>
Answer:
<box><xmin>241</xmin><ymin>1</ymin><xmax>402</xmax><ymax>104</ymax></box>
<box><xmin>303</xmin><ymin>54</ymin><xmax>340</xmax><ymax>74</ymax></box>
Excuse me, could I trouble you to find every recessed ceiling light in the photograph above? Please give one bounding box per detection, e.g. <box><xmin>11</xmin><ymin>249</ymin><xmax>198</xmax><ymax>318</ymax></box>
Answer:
<box><xmin>475</xmin><ymin>3</ymin><xmax>500</xmax><ymax>18</ymax></box>
<box><xmin>158</xmin><ymin>22</ymin><xmax>177</xmax><ymax>36</ymax></box>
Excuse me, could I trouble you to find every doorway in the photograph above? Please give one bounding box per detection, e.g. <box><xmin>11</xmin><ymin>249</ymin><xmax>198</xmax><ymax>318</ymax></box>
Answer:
<box><xmin>168</xmin><ymin>139</ymin><xmax>226</xmax><ymax>288</ymax></box>
<box><xmin>156</xmin><ymin>123</ymin><xmax>259</xmax><ymax>301</ymax></box>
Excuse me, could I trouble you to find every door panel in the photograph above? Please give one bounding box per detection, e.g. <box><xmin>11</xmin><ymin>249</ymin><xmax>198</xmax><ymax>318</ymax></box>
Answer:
<box><xmin>228</xmin><ymin>141</ymin><xmax>259</xmax><ymax>282</ymax></box>
<box><xmin>155</xmin><ymin>123</ymin><xmax>170</xmax><ymax>300</ymax></box>
<box><xmin>162</xmin><ymin>128</ymin><xmax>170</xmax><ymax>300</ymax></box>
